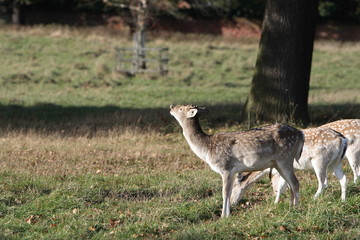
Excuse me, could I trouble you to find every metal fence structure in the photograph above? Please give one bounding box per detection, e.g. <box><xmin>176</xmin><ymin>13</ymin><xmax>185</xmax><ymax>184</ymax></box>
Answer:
<box><xmin>115</xmin><ymin>47</ymin><xmax>169</xmax><ymax>76</ymax></box>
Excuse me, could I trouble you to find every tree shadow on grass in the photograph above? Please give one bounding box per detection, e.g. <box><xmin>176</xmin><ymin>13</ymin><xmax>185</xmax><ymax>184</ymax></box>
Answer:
<box><xmin>0</xmin><ymin>103</ymin><xmax>359</xmax><ymax>136</ymax></box>
<box><xmin>309</xmin><ymin>103</ymin><xmax>360</xmax><ymax>126</ymax></box>
<box><xmin>0</xmin><ymin>103</ymin><xmax>169</xmax><ymax>136</ymax></box>
<box><xmin>0</xmin><ymin>103</ymin><xmax>246</xmax><ymax>136</ymax></box>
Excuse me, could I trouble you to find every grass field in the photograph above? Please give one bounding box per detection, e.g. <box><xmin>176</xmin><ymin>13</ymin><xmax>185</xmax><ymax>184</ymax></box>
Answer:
<box><xmin>0</xmin><ymin>25</ymin><xmax>359</xmax><ymax>239</ymax></box>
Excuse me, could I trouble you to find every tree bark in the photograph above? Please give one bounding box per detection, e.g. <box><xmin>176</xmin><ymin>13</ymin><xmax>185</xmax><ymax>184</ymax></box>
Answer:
<box><xmin>12</xmin><ymin>1</ymin><xmax>21</xmax><ymax>25</ymax></box>
<box><xmin>132</xmin><ymin>0</ymin><xmax>147</xmax><ymax>70</ymax></box>
<box><xmin>243</xmin><ymin>0</ymin><xmax>319</xmax><ymax>126</ymax></box>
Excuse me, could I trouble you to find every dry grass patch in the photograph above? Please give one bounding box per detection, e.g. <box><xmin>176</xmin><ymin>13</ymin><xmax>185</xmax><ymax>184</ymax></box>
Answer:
<box><xmin>309</xmin><ymin>89</ymin><xmax>360</xmax><ymax>104</ymax></box>
<box><xmin>0</xmin><ymin>129</ymin><xmax>206</xmax><ymax>177</ymax></box>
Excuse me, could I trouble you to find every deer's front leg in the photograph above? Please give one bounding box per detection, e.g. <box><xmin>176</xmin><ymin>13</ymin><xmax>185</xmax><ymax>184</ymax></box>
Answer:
<box><xmin>221</xmin><ymin>171</ymin><xmax>234</xmax><ymax>218</ymax></box>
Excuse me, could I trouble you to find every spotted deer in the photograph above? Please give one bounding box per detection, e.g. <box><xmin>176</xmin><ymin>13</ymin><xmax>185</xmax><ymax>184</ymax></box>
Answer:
<box><xmin>321</xmin><ymin>119</ymin><xmax>360</xmax><ymax>183</ymax></box>
<box><xmin>170</xmin><ymin>104</ymin><xmax>304</xmax><ymax>217</ymax></box>
<box><xmin>231</xmin><ymin>127</ymin><xmax>348</xmax><ymax>206</ymax></box>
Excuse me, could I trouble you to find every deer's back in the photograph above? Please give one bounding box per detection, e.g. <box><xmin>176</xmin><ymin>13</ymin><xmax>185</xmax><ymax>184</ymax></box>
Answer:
<box><xmin>208</xmin><ymin>124</ymin><xmax>303</xmax><ymax>167</ymax></box>
<box><xmin>322</xmin><ymin>119</ymin><xmax>360</xmax><ymax>146</ymax></box>
<box><xmin>295</xmin><ymin>128</ymin><xmax>346</xmax><ymax>170</ymax></box>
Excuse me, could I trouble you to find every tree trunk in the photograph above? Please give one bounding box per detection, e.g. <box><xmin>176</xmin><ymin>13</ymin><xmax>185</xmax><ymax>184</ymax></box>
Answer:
<box><xmin>243</xmin><ymin>0</ymin><xmax>319</xmax><ymax>126</ymax></box>
<box><xmin>138</xmin><ymin>29</ymin><xmax>147</xmax><ymax>69</ymax></box>
<box><xmin>131</xmin><ymin>0</ymin><xmax>147</xmax><ymax>71</ymax></box>
<box><xmin>131</xmin><ymin>29</ymin><xmax>146</xmax><ymax>72</ymax></box>
<box><xmin>12</xmin><ymin>1</ymin><xmax>21</xmax><ymax>25</ymax></box>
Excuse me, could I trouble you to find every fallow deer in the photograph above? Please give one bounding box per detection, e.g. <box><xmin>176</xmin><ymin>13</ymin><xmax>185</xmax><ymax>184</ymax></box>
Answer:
<box><xmin>321</xmin><ymin>119</ymin><xmax>360</xmax><ymax>183</ymax></box>
<box><xmin>231</xmin><ymin>127</ymin><xmax>348</xmax><ymax>206</ymax></box>
<box><xmin>170</xmin><ymin>104</ymin><xmax>304</xmax><ymax>217</ymax></box>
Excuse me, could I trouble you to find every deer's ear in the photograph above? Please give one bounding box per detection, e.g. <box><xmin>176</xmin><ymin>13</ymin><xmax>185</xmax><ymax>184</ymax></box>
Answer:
<box><xmin>187</xmin><ymin>108</ymin><xmax>198</xmax><ymax>118</ymax></box>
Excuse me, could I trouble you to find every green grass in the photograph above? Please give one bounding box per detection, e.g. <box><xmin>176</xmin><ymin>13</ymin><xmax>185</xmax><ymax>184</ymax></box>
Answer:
<box><xmin>0</xmin><ymin>26</ymin><xmax>359</xmax><ymax>131</ymax></box>
<box><xmin>1</xmin><ymin>171</ymin><xmax>359</xmax><ymax>239</ymax></box>
<box><xmin>0</xmin><ymin>27</ymin><xmax>255</xmax><ymax>109</ymax></box>
<box><xmin>0</xmin><ymin>25</ymin><xmax>359</xmax><ymax>239</ymax></box>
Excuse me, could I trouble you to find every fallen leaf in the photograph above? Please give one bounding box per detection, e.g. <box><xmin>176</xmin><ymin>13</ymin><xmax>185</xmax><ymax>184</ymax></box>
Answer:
<box><xmin>25</xmin><ymin>215</ymin><xmax>39</xmax><ymax>224</ymax></box>
<box><xmin>312</xmin><ymin>225</ymin><xmax>321</xmax><ymax>230</ymax></box>
<box><xmin>296</xmin><ymin>227</ymin><xmax>305</xmax><ymax>232</ymax></box>
<box><xmin>88</xmin><ymin>226</ymin><xmax>96</xmax><ymax>231</ymax></box>
<box><xmin>279</xmin><ymin>225</ymin><xmax>291</xmax><ymax>232</ymax></box>
<box><xmin>110</xmin><ymin>218</ymin><xmax>121</xmax><ymax>227</ymax></box>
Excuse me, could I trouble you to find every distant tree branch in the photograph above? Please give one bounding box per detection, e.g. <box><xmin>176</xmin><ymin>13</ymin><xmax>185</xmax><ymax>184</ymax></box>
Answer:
<box><xmin>103</xmin><ymin>0</ymin><xmax>141</xmax><ymax>12</ymax></box>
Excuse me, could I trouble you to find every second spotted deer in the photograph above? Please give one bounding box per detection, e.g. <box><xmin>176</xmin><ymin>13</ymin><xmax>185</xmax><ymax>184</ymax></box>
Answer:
<box><xmin>321</xmin><ymin>119</ymin><xmax>360</xmax><ymax>183</ymax></box>
<box><xmin>231</xmin><ymin>127</ymin><xmax>348</xmax><ymax>206</ymax></box>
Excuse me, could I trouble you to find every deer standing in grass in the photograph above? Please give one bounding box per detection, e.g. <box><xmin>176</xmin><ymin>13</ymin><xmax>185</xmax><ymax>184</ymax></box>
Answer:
<box><xmin>170</xmin><ymin>104</ymin><xmax>304</xmax><ymax>217</ymax></box>
<box><xmin>231</xmin><ymin>127</ymin><xmax>348</xmax><ymax>206</ymax></box>
<box><xmin>321</xmin><ymin>119</ymin><xmax>360</xmax><ymax>183</ymax></box>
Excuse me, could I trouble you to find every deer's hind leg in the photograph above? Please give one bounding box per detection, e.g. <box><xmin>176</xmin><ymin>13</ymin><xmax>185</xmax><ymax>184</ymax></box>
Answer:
<box><xmin>274</xmin><ymin>161</ymin><xmax>300</xmax><ymax>206</ymax></box>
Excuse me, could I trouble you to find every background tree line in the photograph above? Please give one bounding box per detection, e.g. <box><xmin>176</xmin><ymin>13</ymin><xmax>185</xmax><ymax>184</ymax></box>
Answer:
<box><xmin>1</xmin><ymin>0</ymin><xmax>360</xmax><ymax>25</ymax></box>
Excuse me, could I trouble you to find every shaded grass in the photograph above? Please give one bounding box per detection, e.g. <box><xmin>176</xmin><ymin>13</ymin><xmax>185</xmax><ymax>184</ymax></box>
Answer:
<box><xmin>0</xmin><ymin>103</ymin><xmax>359</xmax><ymax>137</ymax></box>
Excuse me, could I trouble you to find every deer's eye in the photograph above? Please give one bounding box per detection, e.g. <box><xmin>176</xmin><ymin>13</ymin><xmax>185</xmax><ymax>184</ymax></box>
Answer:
<box><xmin>179</xmin><ymin>108</ymin><xmax>183</xmax><ymax>111</ymax></box>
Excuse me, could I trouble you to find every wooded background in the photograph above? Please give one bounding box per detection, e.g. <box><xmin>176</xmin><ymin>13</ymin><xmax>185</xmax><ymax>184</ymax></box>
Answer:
<box><xmin>1</xmin><ymin>0</ymin><xmax>360</xmax><ymax>26</ymax></box>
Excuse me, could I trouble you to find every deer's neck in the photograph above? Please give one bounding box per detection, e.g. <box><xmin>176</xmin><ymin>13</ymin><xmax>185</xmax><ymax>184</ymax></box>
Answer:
<box><xmin>182</xmin><ymin>118</ymin><xmax>210</xmax><ymax>160</ymax></box>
